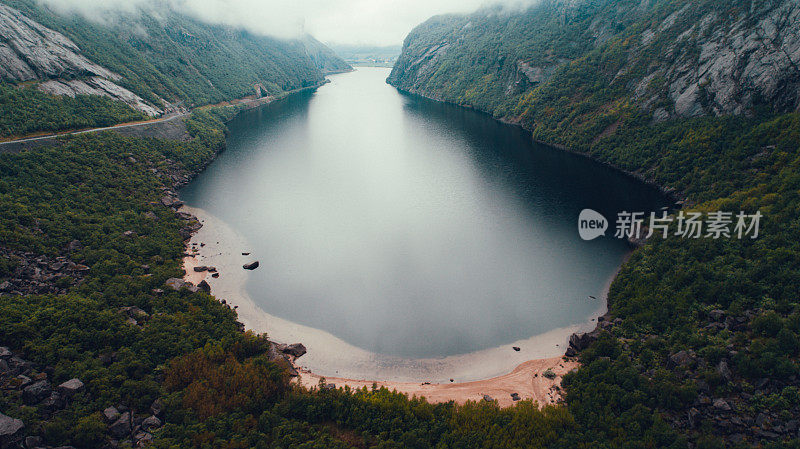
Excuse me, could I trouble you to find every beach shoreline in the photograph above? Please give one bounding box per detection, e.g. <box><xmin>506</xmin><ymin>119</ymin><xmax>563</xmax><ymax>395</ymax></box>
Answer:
<box><xmin>178</xmin><ymin>204</ymin><xmax>620</xmax><ymax>406</ymax></box>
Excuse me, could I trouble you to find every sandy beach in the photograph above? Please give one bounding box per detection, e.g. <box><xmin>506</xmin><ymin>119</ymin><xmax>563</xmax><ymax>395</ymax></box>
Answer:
<box><xmin>180</xmin><ymin>204</ymin><xmax>607</xmax><ymax>406</ymax></box>
<box><xmin>297</xmin><ymin>357</ymin><xmax>578</xmax><ymax>407</ymax></box>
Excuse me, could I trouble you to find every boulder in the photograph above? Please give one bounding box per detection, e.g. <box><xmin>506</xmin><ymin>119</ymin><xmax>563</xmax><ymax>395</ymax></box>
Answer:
<box><xmin>10</xmin><ymin>356</ymin><xmax>32</xmax><ymax>374</ymax></box>
<box><xmin>243</xmin><ymin>261</ymin><xmax>260</xmax><ymax>270</ymax></box>
<box><xmin>512</xmin><ymin>346</ymin><xmax>521</xmax><ymax>352</ymax></box>
<box><xmin>0</xmin><ymin>347</ymin><xmax>11</xmax><ymax>358</ymax></box>
<box><xmin>280</xmin><ymin>343</ymin><xmax>307</xmax><ymax>358</ymax></box>
<box><xmin>160</xmin><ymin>196</ymin><xmax>183</xmax><ymax>208</ymax></box>
<box><xmin>108</xmin><ymin>412</ymin><xmax>131</xmax><ymax>439</ymax></box>
<box><xmin>668</xmin><ymin>350</ymin><xmax>693</xmax><ymax>367</ymax></box>
<box><xmin>482</xmin><ymin>395</ymin><xmax>494</xmax><ymax>402</ymax></box>
<box><xmin>198</xmin><ymin>280</ymin><xmax>211</xmax><ymax>292</ymax></box>
<box><xmin>709</xmin><ymin>309</ymin><xmax>725</xmax><ymax>321</ymax></box>
<box><xmin>568</xmin><ymin>329</ymin><xmax>600</xmax><ymax>352</ymax></box>
<box><xmin>713</xmin><ymin>398</ymin><xmax>731</xmax><ymax>411</ymax></box>
<box><xmin>103</xmin><ymin>406</ymin><xmax>121</xmax><ymax>423</ymax></box>
<box><xmin>121</xmin><ymin>306</ymin><xmax>148</xmax><ymax>319</ymax></box>
<box><xmin>134</xmin><ymin>431</ymin><xmax>153</xmax><ymax>446</ymax></box>
<box><xmin>0</xmin><ymin>413</ymin><xmax>24</xmax><ymax>439</ymax></box>
<box><xmin>24</xmin><ymin>436</ymin><xmax>43</xmax><ymax>448</ymax></box>
<box><xmin>22</xmin><ymin>380</ymin><xmax>51</xmax><ymax>405</ymax></box>
<box><xmin>15</xmin><ymin>375</ymin><xmax>32</xmax><ymax>388</ymax></box>
<box><xmin>141</xmin><ymin>415</ymin><xmax>162</xmax><ymax>431</ymax></box>
<box><xmin>58</xmin><ymin>378</ymin><xmax>84</xmax><ymax>396</ymax></box>
<box><xmin>164</xmin><ymin>278</ymin><xmax>186</xmax><ymax>291</ymax></box>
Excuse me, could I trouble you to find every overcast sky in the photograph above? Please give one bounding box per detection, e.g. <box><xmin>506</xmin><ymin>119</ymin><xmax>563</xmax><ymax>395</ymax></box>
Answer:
<box><xmin>40</xmin><ymin>0</ymin><xmax>531</xmax><ymax>46</ymax></box>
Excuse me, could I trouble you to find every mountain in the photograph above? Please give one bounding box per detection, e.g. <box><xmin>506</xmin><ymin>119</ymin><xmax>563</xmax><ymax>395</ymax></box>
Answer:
<box><xmin>389</xmin><ymin>0</ymin><xmax>800</xmax><ymax>446</ymax></box>
<box><xmin>301</xmin><ymin>34</ymin><xmax>353</xmax><ymax>74</ymax></box>
<box><xmin>0</xmin><ymin>0</ymin><xmax>349</xmax><ymax>136</ymax></box>
<box><xmin>389</xmin><ymin>0</ymin><xmax>800</xmax><ymax>123</ymax></box>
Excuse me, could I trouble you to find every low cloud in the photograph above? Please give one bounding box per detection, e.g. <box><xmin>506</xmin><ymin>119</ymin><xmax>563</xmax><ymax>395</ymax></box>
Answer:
<box><xmin>37</xmin><ymin>0</ymin><xmax>541</xmax><ymax>45</ymax></box>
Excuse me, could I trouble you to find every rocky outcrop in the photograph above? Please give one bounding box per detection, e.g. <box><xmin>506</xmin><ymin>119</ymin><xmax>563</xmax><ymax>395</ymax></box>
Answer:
<box><xmin>631</xmin><ymin>0</ymin><xmax>800</xmax><ymax>120</ymax></box>
<box><xmin>0</xmin><ymin>247</ymin><xmax>87</xmax><ymax>296</ymax></box>
<box><xmin>0</xmin><ymin>4</ymin><xmax>116</xmax><ymax>82</ymax></box>
<box><xmin>266</xmin><ymin>341</ymin><xmax>306</xmax><ymax>377</ymax></box>
<box><xmin>276</xmin><ymin>343</ymin><xmax>307</xmax><ymax>358</ymax></box>
<box><xmin>0</xmin><ymin>412</ymin><xmax>24</xmax><ymax>448</ymax></box>
<box><xmin>0</xmin><ymin>3</ymin><xmax>162</xmax><ymax>116</ymax></box>
<box><xmin>38</xmin><ymin>76</ymin><xmax>162</xmax><ymax>116</ymax></box>
<box><xmin>1</xmin><ymin>344</ymin><xmax>168</xmax><ymax>448</ymax></box>
<box><xmin>164</xmin><ymin>277</ymin><xmax>200</xmax><ymax>293</ymax></box>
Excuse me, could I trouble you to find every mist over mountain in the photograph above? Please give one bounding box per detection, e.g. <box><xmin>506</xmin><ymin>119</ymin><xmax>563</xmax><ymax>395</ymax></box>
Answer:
<box><xmin>0</xmin><ymin>0</ymin><xmax>349</xmax><ymax>136</ymax></box>
<box><xmin>35</xmin><ymin>0</ymin><xmax>544</xmax><ymax>45</ymax></box>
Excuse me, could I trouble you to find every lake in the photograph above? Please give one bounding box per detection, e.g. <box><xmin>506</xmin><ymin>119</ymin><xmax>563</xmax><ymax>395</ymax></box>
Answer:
<box><xmin>181</xmin><ymin>67</ymin><xmax>670</xmax><ymax>365</ymax></box>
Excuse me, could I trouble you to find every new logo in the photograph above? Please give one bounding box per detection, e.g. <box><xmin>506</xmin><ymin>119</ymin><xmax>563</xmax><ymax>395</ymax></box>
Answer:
<box><xmin>578</xmin><ymin>209</ymin><xmax>608</xmax><ymax>240</ymax></box>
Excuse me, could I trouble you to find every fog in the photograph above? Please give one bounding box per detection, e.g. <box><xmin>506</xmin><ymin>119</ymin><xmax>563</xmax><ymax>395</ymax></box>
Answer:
<box><xmin>38</xmin><ymin>0</ymin><xmax>539</xmax><ymax>45</ymax></box>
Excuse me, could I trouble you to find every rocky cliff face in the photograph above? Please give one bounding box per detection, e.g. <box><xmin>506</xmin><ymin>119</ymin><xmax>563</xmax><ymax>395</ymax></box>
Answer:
<box><xmin>0</xmin><ymin>3</ymin><xmax>162</xmax><ymax>116</ymax></box>
<box><xmin>388</xmin><ymin>0</ymin><xmax>800</xmax><ymax>123</ymax></box>
<box><xmin>631</xmin><ymin>0</ymin><xmax>800</xmax><ymax>120</ymax></box>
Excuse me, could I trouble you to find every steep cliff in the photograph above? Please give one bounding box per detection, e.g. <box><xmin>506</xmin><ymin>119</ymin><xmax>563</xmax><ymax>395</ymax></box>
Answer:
<box><xmin>389</xmin><ymin>0</ymin><xmax>800</xmax><ymax>125</ymax></box>
<box><xmin>0</xmin><ymin>3</ymin><xmax>160</xmax><ymax>115</ymax></box>
<box><xmin>0</xmin><ymin>0</ymin><xmax>349</xmax><ymax>134</ymax></box>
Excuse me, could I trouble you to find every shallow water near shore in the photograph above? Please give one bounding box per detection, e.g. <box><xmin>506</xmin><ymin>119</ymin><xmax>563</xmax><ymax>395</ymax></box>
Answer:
<box><xmin>180</xmin><ymin>67</ymin><xmax>670</xmax><ymax>381</ymax></box>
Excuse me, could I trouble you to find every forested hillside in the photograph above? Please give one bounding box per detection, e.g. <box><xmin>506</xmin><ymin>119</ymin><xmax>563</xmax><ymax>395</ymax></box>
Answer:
<box><xmin>0</xmin><ymin>0</ymin><xmax>349</xmax><ymax>138</ymax></box>
<box><xmin>388</xmin><ymin>0</ymin><xmax>800</xmax><ymax>446</ymax></box>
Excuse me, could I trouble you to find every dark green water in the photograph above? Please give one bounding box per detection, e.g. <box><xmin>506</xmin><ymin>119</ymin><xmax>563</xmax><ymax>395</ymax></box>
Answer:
<box><xmin>181</xmin><ymin>67</ymin><xmax>670</xmax><ymax>358</ymax></box>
